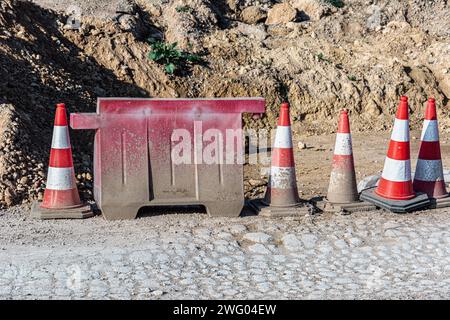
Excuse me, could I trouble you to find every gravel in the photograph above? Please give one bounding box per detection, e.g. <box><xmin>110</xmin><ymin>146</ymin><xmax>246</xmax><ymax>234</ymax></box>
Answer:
<box><xmin>0</xmin><ymin>206</ymin><xmax>449</xmax><ymax>299</ymax></box>
<box><xmin>243</xmin><ymin>232</ymin><xmax>273</xmax><ymax>243</ymax></box>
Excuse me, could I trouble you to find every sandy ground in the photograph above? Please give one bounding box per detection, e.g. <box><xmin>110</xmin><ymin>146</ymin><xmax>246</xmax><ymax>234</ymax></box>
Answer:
<box><xmin>0</xmin><ymin>132</ymin><xmax>449</xmax><ymax>299</ymax></box>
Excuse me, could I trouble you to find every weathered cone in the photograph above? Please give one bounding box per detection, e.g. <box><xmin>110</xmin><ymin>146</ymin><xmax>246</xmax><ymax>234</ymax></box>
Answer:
<box><xmin>326</xmin><ymin>109</ymin><xmax>359</xmax><ymax>203</ymax></box>
<box><xmin>413</xmin><ymin>98</ymin><xmax>448</xmax><ymax>198</ymax></box>
<box><xmin>263</xmin><ymin>102</ymin><xmax>300</xmax><ymax>206</ymax></box>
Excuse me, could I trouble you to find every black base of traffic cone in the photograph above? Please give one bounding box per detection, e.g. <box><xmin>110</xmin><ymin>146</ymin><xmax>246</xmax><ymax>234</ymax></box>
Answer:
<box><xmin>323</xmin><ymin>199</ymin><xmax>377</xmax><ymax>214</ymax></box>
<box><xmin>429</xmin><ymin>196</ymin><xmax>450</xmax><ymax>209</ymax></box>
<box><xmin>310</xmin><ymin>196</ymin><xmax>376</xmax><ymax>214</ymax></box>
<box><xmin>360</xmin><ymin>187</ymin><xmax>430</xmax><ymax>213</ymax></box>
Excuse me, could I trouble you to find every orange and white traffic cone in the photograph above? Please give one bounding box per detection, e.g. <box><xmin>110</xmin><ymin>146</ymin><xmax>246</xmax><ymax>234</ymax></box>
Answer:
<box><xmin>361</xmin><ymin>96</ymin><xmax>430</xmax><ymax>212</ymax></box>
<box><xmin>31</xmin><ymin>103</ymin><xmax>93</xmax><ymax>219</ymax></box>
<box><xmin>251</xmin><ymin>103</ymin><xmax>310</xmax><ymax>216</ymax></box>
<box><xmin>322</xmin><ymin>109</ymin><xmax>376</xmax><ymax>213</ymax></box>
<box><xmin>326</xmin><ymin>109</ymin><xmax>358</xmax><ymax>204</ymax></box>
<box><xmin>263</xmin><ymin>102</ymin><xmax>300</xmax><ymax>206</ymax></box>
<box><xmin>376</xmin><ymin>96</ymin><xmax>415</xmax><ymax>200</ymax></box>
<box><xmin>42</xmin><ymin>103</ymin><xmax>81</xmax><ymax>209</ymax></box>
<box><xmin>413</xmin><ymin>98</ymin><xmax>450</xmax><ymax>205</ymax></box>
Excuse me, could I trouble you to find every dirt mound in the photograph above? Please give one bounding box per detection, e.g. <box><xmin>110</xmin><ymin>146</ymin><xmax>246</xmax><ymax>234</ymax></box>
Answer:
<box><xmin>0</xmin><ymin>0</ymin><xmax>449</xmax><ymax>207</ymax></box>
<box><xmin>0</xmin><ymin>0</ymin><xmax>147</xmax><ymax>206</ymax></box>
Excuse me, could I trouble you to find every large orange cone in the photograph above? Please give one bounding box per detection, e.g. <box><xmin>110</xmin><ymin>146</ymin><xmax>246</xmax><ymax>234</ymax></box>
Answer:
<box><xmin>41</xmin><ymin>103</ymin><xmax>82</xmax><ymax>209</ymax></box>
<box><xmin>376</xmin><ymin>96</ymin><xmax>415</xmax><ymax>200</ymax></box>
<box><xmin>263</xmin><ymin>102</ymin><xmax>300</xmax><ymax>207</ymax></box>
<box><xmin>31</xmin><ymin>103</ymin><xmax>93</xmax><ymax>219</ymax></box>
<box><xmin>413</xmin><ymin>98</ymin><xmax>449</xmax><ymax>199</ymax></box>
<box><xmin>327</xmin><ymin>109</ymin><xmax>359</xmax><ymax>203</ymax></box>
<box><xmin>361</xmin><ymin>96</ymin><xmax>431</xmax><ymax>213</ymax></box>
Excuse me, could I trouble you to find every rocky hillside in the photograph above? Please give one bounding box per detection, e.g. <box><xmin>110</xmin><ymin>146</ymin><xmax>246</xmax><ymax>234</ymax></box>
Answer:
<box><xmin>0</xmin><ymin>0</ymin><xmax>449</xmax><ymax>207</ymax></box>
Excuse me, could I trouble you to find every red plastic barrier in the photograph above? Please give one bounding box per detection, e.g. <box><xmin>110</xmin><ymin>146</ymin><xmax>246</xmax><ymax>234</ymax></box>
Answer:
<box><xmin>71</xmin><ymin>98</ymin><xmax>265</xmax><ymax>220</ymax></box>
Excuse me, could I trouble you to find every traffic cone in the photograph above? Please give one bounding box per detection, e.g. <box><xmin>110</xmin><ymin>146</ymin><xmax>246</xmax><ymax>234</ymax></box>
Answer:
<box><xmin>250</xmin><ymin>103</ymin><xmax>310</xmax><ymax>217</ymax></box>
<box><xmin>326</xmin><ymin>109</ymin><xmax>359</xmax><ymax>204</ymax></box>
<box><xmin>320</xmin><ymin>110</ymin><xmax>376</xmax><ymax>213</ymax></box>
<box><xmin>413</xmin><ymin>98</ymin><xmax>449</xmax><ymax>199</ymax></box>
<box><xmin>361</xmin><ymin>96</ymin><xmax>430</xmax><ymax>212</ymax></box>
<box><xmin>31</xmin><ymin>103</ymin><xmax>93</xmax><ymax>219</ymax></box>
<box><xmin>42</xmin><ymin>103</ymin><xmax>81</xmax><ymax>209</ymax></box>
<box><xmin>376</xmin><ymin>96</ymin><xmax>415</xmax><ymax>200</ymax></box>
<box><xmin>263</xmin><ymin>102</ymin><xmax>300</xmax><ymax>206</ymax></box>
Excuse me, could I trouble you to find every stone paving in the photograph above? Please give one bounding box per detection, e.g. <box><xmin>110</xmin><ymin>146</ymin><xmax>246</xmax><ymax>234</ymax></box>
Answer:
<box><xmin>0</xmin><ymin>207</ymin><xmax>449</xmax><ymax>299</ymax></box>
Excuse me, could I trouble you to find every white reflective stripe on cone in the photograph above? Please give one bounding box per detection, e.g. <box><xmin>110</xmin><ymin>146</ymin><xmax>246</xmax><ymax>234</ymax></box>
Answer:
<box><xmin>381</xmin><ymin>157</ymin><xmax>411</xmax><ymax>182</ymax></box>
<box><xmin>390</xmin><ymin>119</ymin><xmax>410</xmax><ymax>142</ymax></box>
<box><xmin>46</xmin><ymin>167</ymin><xmax>76</xmax><ymax>190</ymax></box>
<box><xmin>414</xmin><ymin>159</ymin><xmax>444</xmax><ymax>181</ymax></box>
<box><xmin>51</xmin><ymin>126</ymin><xmax>71</xmax><ymax>149</ymax></box>
<box><xmin>270</xmin><ymin>166</ymin><xmax>297</xmax><ymax>189</ymax></box>
<box><xmin>273</xmin><ymin>126</ymin><xmax>293</xmax><ymax>149</ymax></box>
<box><xmin>334</xmin><ymin>133</ymin><xmax>352</xmax><ymax>155</ymax></box>
<box><xmin>420</xmin><ymin>120</ymin><xmax>439</xmax><ymax>142</ymax></box>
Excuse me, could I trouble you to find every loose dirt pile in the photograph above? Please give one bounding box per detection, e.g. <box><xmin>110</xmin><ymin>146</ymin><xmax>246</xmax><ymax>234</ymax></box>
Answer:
<box><xmin>0</xmin><ymin>0</ymin><xmax>449</xmax><ymax>207</ymax></box>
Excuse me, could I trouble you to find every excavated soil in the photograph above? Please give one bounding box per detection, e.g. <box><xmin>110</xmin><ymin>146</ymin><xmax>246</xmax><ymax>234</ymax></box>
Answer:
<box><xmin>0</xmin><ymin>0</ymin><xmax>449</xmax><ymax>208</ymax></box>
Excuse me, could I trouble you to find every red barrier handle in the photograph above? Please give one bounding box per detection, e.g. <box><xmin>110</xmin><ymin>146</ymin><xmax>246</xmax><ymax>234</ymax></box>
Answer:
<box><xmin>70</xmin><ymin>113</ymin><xmax>101</xmax><ymax>130</ymax></box>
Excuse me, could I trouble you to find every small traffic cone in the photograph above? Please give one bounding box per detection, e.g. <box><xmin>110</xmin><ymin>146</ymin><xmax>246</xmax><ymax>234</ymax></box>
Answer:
<box><xmin>321</xmin><ymin>110</ymin><xmax>376</xmax><ymax>213</ymax></box>
<box><xmin>31</xmin><ymin>103</ymin><xmax>93</xmax><ymax>219</ymax></box>
<box><xmin>326</xmin><ymin>109</ymin><xmax>358</xmax><ymax>203</ymax></box>
<box><xmin>251</xmin><ymin>102</ymin><xmax>310</xmax><ymax>217</ymax></box>
<box><xmin>413</xmin><ymin>98</ymin><xmax>449</xmax><ymax>201</ymax></box>
<box><xmin>361</xmin><ymin>96</ymin><xmax>430</xmax><ymax>212</ymax></box>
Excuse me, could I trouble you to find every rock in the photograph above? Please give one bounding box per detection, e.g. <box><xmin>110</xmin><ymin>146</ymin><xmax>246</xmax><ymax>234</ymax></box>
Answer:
<box><xmin>117</xmin><ymin>14</ymin><xmax>136</xmax><ymax>32</ymax></box>
<box><xmin>249</xmin><ymin>179</ymin><xmax>265</xmax><ymax>187</ymax></box>
<box><xmin>19</xmin><ymin>176</ymin><xmax>28</xmax><ymax>185</ymax></box>
<box><xmin>301</xmin><ymin>233</ymin><xmax>318</xmax><ymax>249</ymax></box>
<box><xmin>281</xmin><ymin>234</ymin><xmax>302</xmax><ymax>251</ymax></box>
<box><xmin>357</xmin><ymin>175</ymin><xmax>380</xmax><ymax>193</ymax></box>
<box><xmin>4</xmin><ymin>187</ymin><xmax>15</xmax><ymax>206</ymax></box>
<box><xmin>243</xmin><ymin>232</ymin><xmax>273</xmax><ymax>244</ymax></box>
<box><xmin>236</xmin><ymin>22</ymin><xmax>267</xmax><ymax>41</ymax></box>
<box><xmin>248</xmin><ymin>243</ymin><xmax>271</xmax><ymax>255</ymax></box>
<box><xmin>226</xmin><ymin>0</ymin><xmax>239</xmax><ymax>12</ymax></box>
<box><xmin>152</xmin><ymin>289</ymin><xmax>164</xmax><ymax>296</ymax></box>
<box><xmin>145</xmin><ymin>3</ymin><xmax>162</xmax><ymax>17</ymax></box>
<box><xmin>365</xmin><ymin>100</ymin><xmax>382</xmax><ymax>116</ymax></box>
<box><xmin>240</xmin><ymin>6</ymin><xmax>267</xmax><ymax>24</ymax></box>
<box><xmin>348</xmin><ymin>237</ymin><xmax>363</xmax><ymax>247</ymax></box>
<box><xmin>289</xmin><ymin>0</ymin><xmax>330</xmax><ymax>21</ymax></box>
<box><xmin>334</xmin><ymin>239</ymin><xmax>349</xmax><ymax>249</ymax></box>
<box><xmin>266</xmin><ymin>24</ymin><xmax>291</xmax><ymax>37</ymax></box>
<box><xmin>265</xmin><ymin>3</ymin><xmax>297</xmax><ymax>25</ymax></box>
<box><xmin>318</xmin><ymin>243</ymin><xmax>333</xmax><ymax>254</ymax></box>
<box><xmin>229</xmin><ymin>224</ymin><xmax>247</xmax><ymax>234</ymax></box>
<box><xmin>298</xmin><ymin>141</ymin><xmax>307</xmax><ymax>150</ymax></box>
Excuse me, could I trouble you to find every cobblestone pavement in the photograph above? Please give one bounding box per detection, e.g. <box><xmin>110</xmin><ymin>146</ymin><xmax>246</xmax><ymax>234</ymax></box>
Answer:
<box><xmin>0</xmin><ymin>206</ymin><xmax>449</xmax><ymax>299</ymax></box>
